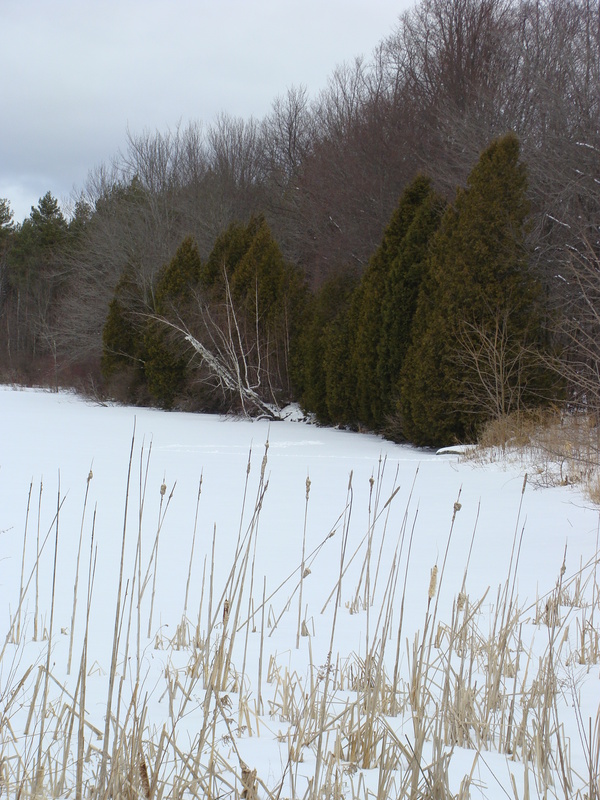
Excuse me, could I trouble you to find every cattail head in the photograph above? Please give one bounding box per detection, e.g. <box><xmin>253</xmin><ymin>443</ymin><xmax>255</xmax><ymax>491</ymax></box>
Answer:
<box><xmin>87</xmin><ymin>469</ymin><xmax>93</xmax><ymax>483</ymax></box>
<box><xmin>305</xmin><ymin>475</ymin><xmax>311</xmax><ymax>500</ymax></box>
<box><xmin>428</xmin><ymin>565</ymin><xmax>438</xmax><ymax>600</ymax></box>
<box><xmin>160</xmin><ymin>481</ymin><xmax>166</xmax><ymax>497</ymax></box>
<box><xmin>223</xmin><ymin>598</ymin><xmax>230</xmax><ymax>625</ymax></box>
<box><xmin>453</xmin><ymin>501</ymin><xmax>462</xmax><ymax>513</ymax></box>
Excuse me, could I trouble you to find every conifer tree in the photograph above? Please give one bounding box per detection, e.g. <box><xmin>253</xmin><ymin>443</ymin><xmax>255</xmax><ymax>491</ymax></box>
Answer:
<box><xmin>144</xmin><ymin>236</ymin><xmax>202</xmax><ymax>408</ymax></box>
<box><xmin>352</xmin><ymin>180</ymin><xmax>430</xmax><ymax>428</ymax></box>
<box><xmin>377</xmin><ymin>177</ymin><xmax>445</xmax><ymax>431</ymax></box>
<box><xmin>399</xmin><ymin>133</ymin><xmax>553</xmax><ymax>446</ymax></box>
<box><xmin>101</xmin><ymin>266</ymin><xmax>147</xmax><ymax>401</ymax></box>
<box><xmin>295</xmin><ymin>272</ymin><xmax>359</xmax><ymax>422</ymax></box>
<box><xmin>323</xmin><ymin>282</ymin><xmax>363</xmax><ymax>426</ymax></box>
<box><xmin>189</xmin><ymin>215</ymin><xmax>305</xmax><ymax>411</ymax></box>
<box><xmin>198</xmin><ymin>217</ymin><xmax>261</xmax><ymax>298</ymax></box>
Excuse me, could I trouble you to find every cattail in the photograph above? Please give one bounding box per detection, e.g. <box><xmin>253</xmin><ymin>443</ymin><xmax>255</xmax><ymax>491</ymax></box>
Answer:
<box><xmin>428</xmin><ymin>565</ymin><xmax>438</xmax><ymax>600</ymax></box>
<box><xmin>457</xmin><ymin>591</ymin><xmax>467</xmax><ymax>612</ymax></box>
<box><xmin>453</xmin><ymin>501</ymin><xmax>462</xmax><ymax>513</ymax></box>
<box><xmin>223</xmin><ymin>598</ymin><xmax>230</xmax><ymax>626</ymax></box>
<box><xmin>160</xmin><ymin>481</ymin><xmax>166</xmax><ymax>497</ymax></box>
<box><xmin>306</xmin><ymin>475</ymin><xmax>311</xmax><ymax>500</ymax></box>
<box><xmin>139</xmin><ymin>751</ymin><xmax>151</xmax><ymax>799</ymax></box>
<box><xmin>241</xmin><ymin>763</ymin><xmax>257</xmax><ymax>799</ymax></box>
<box><xmin>87</xmin><ymin>469</ymin><xmax>93</xmax><ymax>483</ymax></box>
<box><xmin>260</xmin><ymin>440</ymin><xmax>270</xmax><ymax>480</ymax></box>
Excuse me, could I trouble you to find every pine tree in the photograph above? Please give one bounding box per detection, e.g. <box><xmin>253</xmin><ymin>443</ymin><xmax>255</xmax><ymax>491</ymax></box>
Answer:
<box><xmin>399</xmin><ymin>133</ymin><xmax>553</xmax><ymax>446</ymax></box>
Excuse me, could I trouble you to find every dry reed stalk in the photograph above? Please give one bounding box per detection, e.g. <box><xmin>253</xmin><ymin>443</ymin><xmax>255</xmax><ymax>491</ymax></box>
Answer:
<box><xmin>75</xmin><ymin>513</ymin><xmax>96</xmax><ymax>800</ymax></box>
<box><xmin>183</xmin><ymin>474</ymin><xmax>203</xmax><ymax>618</ymax></box>
<box><xmin>296</xmin><ymin>473</ymin><xmax>311</xmax><ymax>650</ymax></box>
<box><xmin>404</xmin><ymin>488</ymin><xmax>467</xmax><ymax>799</ymax></box>
<box><xmin>16</xmin><ymin>480</ymin><xmax>33</xmax><ymax>645</ymax></box>
<box><xmin>257</xmin><ymin>575</ymin><xmax>267</xmax><ymax>715</ymax></box>
<box><xmin>97</xmin><ymin>422</ymin><xmax>136</xmax><ymax>795</ymax></box>
<box><xmin>1</xmin><ymin>489</ymin><xmax>65</xmax><ymax>664</ymax></box>
<box><xmin>312</xmin><ymin>473</ymin><xmax>353</xmax><ymax>799</ymax></box>
<box><xmin>321</xmin><ymin>481</ymin><xmax>401</xmax><ymax>615</ymax></box>
<box><xmin>67</xmin><ymin>466</ymin><xmax>93</xmax><ymax>675</ymax></box>
<box><xmin>34</xmin><ymin>480</ymin><xmax>43</xmax><ymax>643</ymax></box>
<box><xmin>372</xmin><ymin>463</ymin><xmax>401</xmax><ymax>604</ymax></box>
<box><xmin>147</xmin><ymin>477</ymin><xmax>176</xmax><ymax>638</ymax></box>
<box><xmin>134</xmin><ymin>441</ymin><xmax>152</xmax><ymax>678</ymax></box>
<box><xmin>33</xmin><ymin>477</ymin><xmax>61</xmax><ymax>799</ymax></box>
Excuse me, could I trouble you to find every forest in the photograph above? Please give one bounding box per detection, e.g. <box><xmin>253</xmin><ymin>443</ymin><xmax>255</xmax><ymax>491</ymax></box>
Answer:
<box><xmin>0</xmin><ymin>0</ymin><xmax>599</xmax><ymax>447</ymax></box>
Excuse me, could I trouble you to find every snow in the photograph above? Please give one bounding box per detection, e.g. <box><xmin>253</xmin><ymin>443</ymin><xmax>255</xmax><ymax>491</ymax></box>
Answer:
<box><xmin>0</xmin><ymin>386</ymin><xmax>598</xmax><ymax>798</ymax></box>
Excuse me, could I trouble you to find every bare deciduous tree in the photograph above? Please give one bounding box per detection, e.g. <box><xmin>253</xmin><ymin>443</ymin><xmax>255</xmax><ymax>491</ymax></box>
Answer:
<box><xmin>156</xmin><ymin>264</ymin><xmax>282</xmax><ymax>419</ymax></box>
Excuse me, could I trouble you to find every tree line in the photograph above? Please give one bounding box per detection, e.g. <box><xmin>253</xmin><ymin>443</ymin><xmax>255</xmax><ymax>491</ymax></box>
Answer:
<box><xmin>0</xmin><ymin>0</ymin><xmax>598</xmax><ymax>446</ymax></box>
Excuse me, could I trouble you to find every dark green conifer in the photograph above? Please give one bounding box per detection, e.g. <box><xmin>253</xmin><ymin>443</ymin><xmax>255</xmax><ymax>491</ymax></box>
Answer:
<box><xmin>295</xmin><ymin>272</ymin><xmax>359</xmax><ymax>422</ymax></box>
<box><xmin>399</xmin><ymin>133</ymin><xmax>553</xmax><ymax>446</ymax></box>
<box><xmin>101</xmin><ymin>267</ymin><xmax>147</xmax><ymax>400</ymax></box>
<box><xmin>144</xmin><ymin>236</ymin><xmax>202</xmax><ymax>409</ymax></box>
<box><xmin>323</xmin><ymin>282</ymin><xmax>363</xmax><ymax>426</ymax></box>
<box><xmin>377</xmin><ymin>177</ymin><xmax>445</xmax><ymax>431</ymax></box>
<box><xmin>349</xmin><ymin>175</ymin><xmax>444</xmax><ymax>431</ymax></box>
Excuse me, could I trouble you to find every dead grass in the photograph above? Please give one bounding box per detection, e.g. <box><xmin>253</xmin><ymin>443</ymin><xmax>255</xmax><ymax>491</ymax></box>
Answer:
<box><xmin>471</xmin><ymin>409</ymin><xmax>600</xmax><ymax>502</ymax></box>
<box><xmin>1</xmin><ymin>430</ymin><xmax>599</xmax><ymax>799</ymax></box>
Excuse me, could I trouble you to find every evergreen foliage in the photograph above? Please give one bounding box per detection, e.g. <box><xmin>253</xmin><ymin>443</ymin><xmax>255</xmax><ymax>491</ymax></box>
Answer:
<box><xmin>323</xmin><ymin>283</ymin><xmax>363</xmax><ymax>426</ymax></box>
<box><xmin>311</xmin><ymin>176</ymin><xmax>443</xmax><ymax>432</ymax></box>
<box><xmin>295</xmin><ymin>272</ymin><xmax>359</xmax><ymax>422</ymax></box>
<box><xmin>352</xmin><ymin>175</ymin><xmax>444</xmax><ymax>429</ymax></box>
<box><xmin>378</xmin><ymin>178</ymin><xmax>445</xmax><ymax>430</ymax></box>
<box><xmin>199</xmin><ymin>217</ymin><xmax>261</xmax><ymax>298</ymax></box>
<box><xmin>196</xmin><ymin>215</ymin><xmax>305</xmax><ymax>407</ymax></box>
<box><xmin>144</xmin><ymin>236</ymin><xmax>203</xmax><ymax>408</ymax></box>
<box><xmin>399</xmin><ymin>133</ymin><xmax>554</xmax><ymax>446</ymax></box>
<box><xmin>101</xmin><ymin>267</ymin><xmax>147</xmax><ymax>400</ymax></box>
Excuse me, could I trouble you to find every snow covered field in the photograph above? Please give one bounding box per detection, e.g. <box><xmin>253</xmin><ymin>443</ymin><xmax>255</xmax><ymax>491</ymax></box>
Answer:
<box><xmin>0</xmin><ymin>386</ymin><xmax>598</xmax><ymax>798</ymax></box>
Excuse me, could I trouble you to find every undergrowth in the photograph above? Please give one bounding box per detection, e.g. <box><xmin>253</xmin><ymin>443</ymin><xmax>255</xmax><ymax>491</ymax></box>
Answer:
<box><xmin>470</xmin><ymin>409</ymin><xmax>600</xmax><ymax>503</ymax></box>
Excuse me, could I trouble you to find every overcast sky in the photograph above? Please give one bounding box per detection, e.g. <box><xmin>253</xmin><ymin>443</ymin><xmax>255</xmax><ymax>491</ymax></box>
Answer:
<box><xmin>1</xmin><ymin>1</ymin><xmax>414</xmax><ymax>224</ymax></box>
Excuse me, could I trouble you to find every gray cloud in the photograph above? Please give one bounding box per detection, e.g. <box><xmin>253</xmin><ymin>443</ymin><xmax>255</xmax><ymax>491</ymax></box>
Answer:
<box><xmin>1</xmin><ymin>0</ymin><xmax>411</xmax><ymax>223</ymax></box>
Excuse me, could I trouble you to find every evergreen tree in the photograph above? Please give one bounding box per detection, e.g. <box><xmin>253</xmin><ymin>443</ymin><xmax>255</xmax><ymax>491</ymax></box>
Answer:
<box><xmin>377</xmin><ymin>179</ymin><xmax>445</xmax><ymax>434</ymax></box>
<box><xmin>199</xmin><ymin>217</ymin><xmax>261</xmax><ymax>298</ymax></box>
<box><xmin>353</xmin><ymin>176</ymin><xmax>437</xmax><ymax>428</ymax></box>
<box><xmin>295</xmin><ymin>272</ymin><xmax>359</xmax><ymax>422</ymax></box>
<box><xmin>5</xmin><ymin>192</ymin><xmax>69</xmax><ymax>361</ymax></box>
<box><xmin>101</xmin><ymin>266</ymin><xmax>147</xmax><ymax>401</ymax></box>
<box><xmin>0</xmin><ymin>199</ymin><xmax>14</xmax><ymax>320</ymax></box>
<box><xmin>189</xmin><ymin>215</ymin><xmax>305</xmax><ymax>411</ymax></box>
<box><xmin>144</xmin><ymin>236</ymin><xmax>203</xmax><ymax>408</ymax></box>
<box><xmin>399</xmin><ymin>133</ymin><xmax>553</xmax><ymax>446</ymax></box>
<box><xmin>323</xmin><ymin>281</ymin><xmax>363</xmax><ymax>426</ymax></box>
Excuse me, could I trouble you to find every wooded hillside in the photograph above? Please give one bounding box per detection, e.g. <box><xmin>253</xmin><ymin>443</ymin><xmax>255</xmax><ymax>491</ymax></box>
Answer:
<box><xmin>0</xmin><ymin>0</ymin><xmax>598</xmax><ymax>445</ymax></box>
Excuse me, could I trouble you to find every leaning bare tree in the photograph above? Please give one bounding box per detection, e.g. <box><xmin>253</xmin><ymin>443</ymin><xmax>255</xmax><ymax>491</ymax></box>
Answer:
<box><xmin>157</xmin><ymin>265</ymin><xmax>282</xmax><ymax>420</ymax></box>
